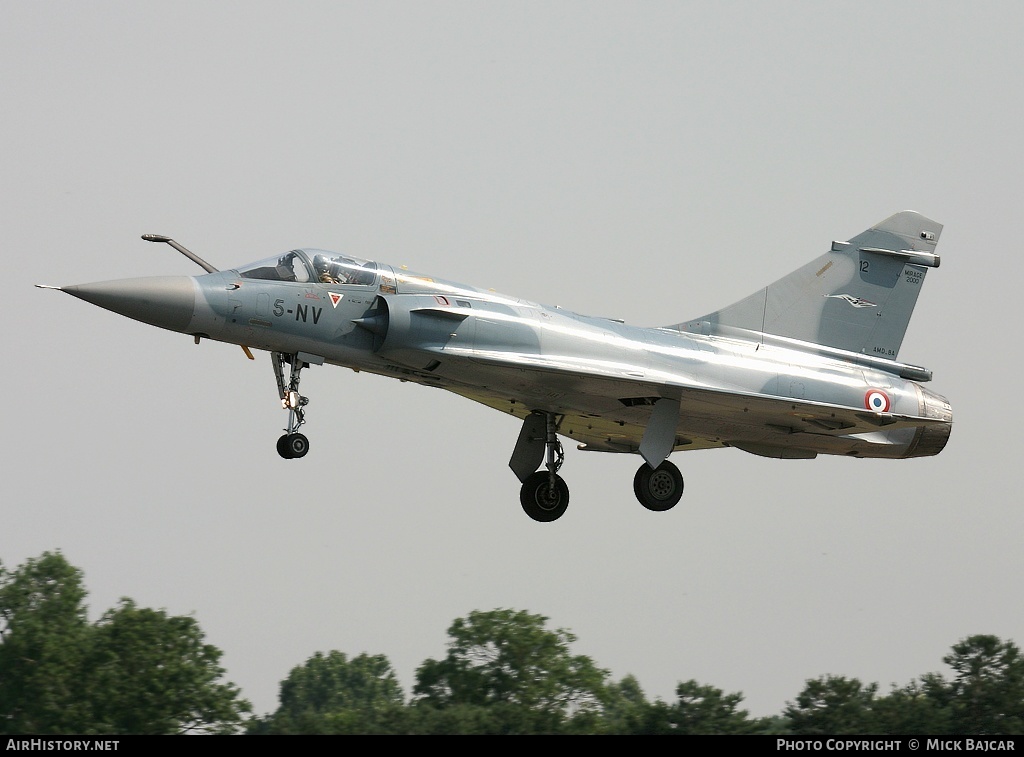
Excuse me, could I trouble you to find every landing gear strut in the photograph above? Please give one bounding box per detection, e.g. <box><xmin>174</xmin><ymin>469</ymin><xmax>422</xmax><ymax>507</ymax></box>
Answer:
<box><xmin>633</xmin><ymin>460</ymin><xmax>684</xmax><ymax>511</ymax></box>
<box><xmin>519</xmin><ymin>412</ymin><xmax>569</xmax><ymax>522</ymax></box>
<box><xmin>273</xmin><ymin>352</ymin><xmax>310</xmax><ymax>459</ymax></box>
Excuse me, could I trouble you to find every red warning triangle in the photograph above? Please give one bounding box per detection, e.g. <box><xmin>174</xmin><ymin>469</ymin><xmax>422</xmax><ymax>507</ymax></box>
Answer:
<box><xmin>329</xmin><ymin>292</ymin><xmax>343</xmax><ymax>308</ymax></box>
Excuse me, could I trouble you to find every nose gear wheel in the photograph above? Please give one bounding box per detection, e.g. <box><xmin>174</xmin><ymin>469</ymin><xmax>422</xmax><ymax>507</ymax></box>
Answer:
<box><xmin>277</xmin><ymin>432</ymin><xmax>309</xmax><ymax>459</ymax></box>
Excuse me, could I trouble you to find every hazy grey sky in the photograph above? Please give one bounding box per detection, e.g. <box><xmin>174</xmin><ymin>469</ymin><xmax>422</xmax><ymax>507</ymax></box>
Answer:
<box><xmin>4</xmin><ymin>1</ymin><xmax>1023</xmax><ymax>718</ymax></box>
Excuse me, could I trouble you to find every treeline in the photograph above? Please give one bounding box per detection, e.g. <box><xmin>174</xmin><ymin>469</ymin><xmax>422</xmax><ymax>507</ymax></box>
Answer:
<box><xmin>2</xmin><ymin>553</ymin><xmax>1021</xmax><ymax>735</ymax></box>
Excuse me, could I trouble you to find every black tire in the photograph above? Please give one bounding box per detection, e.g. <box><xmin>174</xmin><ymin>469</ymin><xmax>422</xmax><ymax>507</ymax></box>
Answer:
<box><xmin>633</xmin><ymin>460</ymin><xmax>683</xmax><ymax>511</ymax></box>
<box><xmin>519</xmin><ymin>471</ymin><xmax>569</xmax><ymax>522</ymax></box>
<box><xmin>277</xmin><ymin>434</ymin><xmax>294</xmax><ymax>459</ymax></box>
<box><xmin>286</xmin><ymin>433</ymin><xmax>309</xmax><ymax>459</ymax></box>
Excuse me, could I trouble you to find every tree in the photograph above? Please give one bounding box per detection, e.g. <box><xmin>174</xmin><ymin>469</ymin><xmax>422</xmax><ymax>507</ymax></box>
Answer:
<box><xmin>0</xmin><ymin>552</ymin><xmax>250</xmax><ymax>734</ymax></box>
<box><xmin>872</xmin><ymin>678</ymin><xmax>952</xmax><ymax>735</ymax></box>
<box><xmin>784</xmin><ymin>675</ymin><xmax>879</xmax><ymax>734</ymax></box>
<box><xmin>623</xmin><ymin>680</ymin><xmax>755</xmax><ymax>734</ymax></box>
<box><xmin>412</xmin><ymin>608</ymin><xmax>609</xmax><ymax>733</ymax></box>
<box><xmin>0</xmin><ymin>553</ymin><xmax>92</xmax><ymax>733</ymax></box>
<box><xmin>255</xmin><ymin>651</ymin><xmax>406</xmax><ymax>734</ymax></box>
<box><xmin>670</xmin><ymin>679</ymin><xmax>755</xmax><ymax>734</ymax></box>
<box><xmin>87</xmin><ymin>600</ymin><xmax>250</xmax><ymax>734</ymax></box>
<box><xmin>942</xmin><ymin>635</ymin><xmax>1024</xmax><ymax>734</ymax></box>
<box><xmin>598</xmin><ymin>674</ymin><xmax>652</xmax><ymax>734</ymax></box>
<box><xmin>406</xmin><ymin>701</ymin><xmax>558</xmax><ymax>735</ymax></box>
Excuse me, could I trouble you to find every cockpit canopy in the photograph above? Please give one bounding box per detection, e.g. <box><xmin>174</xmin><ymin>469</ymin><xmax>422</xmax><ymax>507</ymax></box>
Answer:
<box><xmin>237</xmin><ymin>249</ymin><xmax>378</xmax><ymax>286</ymax></box>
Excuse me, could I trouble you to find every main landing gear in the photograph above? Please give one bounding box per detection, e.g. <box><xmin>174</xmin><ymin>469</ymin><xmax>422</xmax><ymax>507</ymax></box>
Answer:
<box><xmin>273</xmin><ymin>352</ymin><xmax>310</xmax><ymax>459</ymax></box>
<box><xmin>517</xmin><ymin>412</ymin><xmax>570</xmax><ymax>523</ymax></box>
<box><xmin>510</xmin><ymin>411</ymin><xmax>686</xmax><ymax>521</ymax></box>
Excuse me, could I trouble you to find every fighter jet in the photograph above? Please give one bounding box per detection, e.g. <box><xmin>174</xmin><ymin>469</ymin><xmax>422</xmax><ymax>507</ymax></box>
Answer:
<box><xmin>39</xmin><ymin>211</ymin><xmax>952</xmax><ymax>522</ymax></box>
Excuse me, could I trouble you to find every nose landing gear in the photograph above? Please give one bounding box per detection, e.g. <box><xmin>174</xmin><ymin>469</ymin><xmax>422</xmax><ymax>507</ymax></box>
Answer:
<box><xmin>273</xmin><ymin>352</ymin><xmax>311</xmax><ymax>459</ymax></box>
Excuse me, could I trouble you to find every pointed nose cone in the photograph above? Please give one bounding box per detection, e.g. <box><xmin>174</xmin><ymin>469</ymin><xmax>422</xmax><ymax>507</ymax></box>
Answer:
<box><xmin>62</xmin><ymin>276</ymin><xmax>196</xmax><ymax>333</ymax></box>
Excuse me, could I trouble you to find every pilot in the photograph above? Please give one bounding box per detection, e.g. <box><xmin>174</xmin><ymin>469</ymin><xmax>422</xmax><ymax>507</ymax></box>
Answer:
<box><xmin>313</xmin><ymin>254</ymin><xmax>329</xmax><ymax>282</ymax></box>
<box><xmin>314</xmin><ymin>254</ymin><xmax>340</xmax><ymax>284</ymax></box>
<box><xmin>314</xmin><ymin>254</ymin><xmax>359</xmax><ymax>285</ymax></box>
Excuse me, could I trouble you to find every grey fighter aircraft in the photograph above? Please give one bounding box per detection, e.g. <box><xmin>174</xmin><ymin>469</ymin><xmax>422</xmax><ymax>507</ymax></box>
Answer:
<box><xmin>39</xmin><ymin>211</ymin><xmax>952</xmax><ymax>522</ymax></box>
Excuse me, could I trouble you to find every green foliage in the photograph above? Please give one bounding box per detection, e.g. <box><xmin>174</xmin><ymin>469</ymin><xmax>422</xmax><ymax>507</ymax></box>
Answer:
<box><xmin>412</xmin><ymin>608</ymin><xmax>609</xmax><ymax>733</ymax></box>
<box><xmin>621</xmin><ymin>679</ymin><xmax>755</xmax><ymax>734</ymax></box>
<box><xmin>753</xmin><ymin>714</ymin><xmax>792</xmax><ymax>734</ymax></box>
<box><xmin>597</xmin><ymin>674</ymin><xmax>651</xmax><ymax>733</ymax></box>
<box><xmin>872</xmin><ymin>678</ymin><xmax>952</xmax><ymax>735</ymax></box>
<box><xmin>0</xmin><ymin>553</ymin><xmax>92</xmax><ymax>733</ymax></box>
<box><xmin>0</xmin><ymin>552</ymin><xmax>250</xmax><ymax>735</ymax></box>
<box><xmin>7</xmin><ymin>553</ymin><xmax>1024</xmax><ymax>736</ymax></box>
<box><xmin>255</xmin><ymin>651</ymin><xmax>405</xmax><ymax>734</ymax></box>
<box><xmin>942</xmin><ymin>635</ymin><xmax>1024</xmax><ymax>734</ymax></box>
<box><xmin>670</xmin><ymin>679</ymin><xmax>756</xmax><ymax>734</ymax></box>
<box><xmin>253</xmin><ymin>620</ymin><xmax>1023</xmax><ymax>735</ymax></box>
<box><xmin>407</xmin><ymin>702</ymin><xmax>567</xmax><ymax>735</ymax></box>
<box><xmin>784</xmin><ymin>638</ymin><xmax>1024</xmax><ymax>736</ymax></box>
<box><xmin>87</xmin><ymin>600</ymin><xmax>249</xmax><ymax>734</ymax></box>
<box><xmin>785</xmin><ymin>675</ymin><xmax>879</xmax><ymax>734</ymax></box>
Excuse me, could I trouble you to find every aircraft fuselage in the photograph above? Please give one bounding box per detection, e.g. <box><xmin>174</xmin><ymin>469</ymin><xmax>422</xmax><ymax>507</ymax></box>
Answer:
<box><xmin>63</xmin><ymin>258</ymin><xmax>951</xmax><ymax>463</ymax></box>
<box><xmin>48</xmin><ymin>211</ymin><xmax>953</xmax><ymax>521</ymax></box>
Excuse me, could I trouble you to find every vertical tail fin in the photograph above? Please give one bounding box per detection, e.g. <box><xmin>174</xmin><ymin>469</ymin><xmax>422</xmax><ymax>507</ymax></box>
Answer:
<box><xmin>672</xmin><ymin>211</ymin><xmax>943</xmax><ymax>360</ymax></box>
